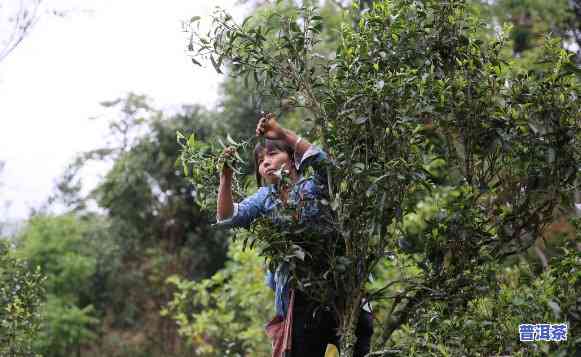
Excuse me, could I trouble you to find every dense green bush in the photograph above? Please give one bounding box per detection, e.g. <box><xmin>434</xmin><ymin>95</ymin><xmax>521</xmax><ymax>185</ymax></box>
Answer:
<box><xmin>0</xmin><ymin>240</ymin><xmax>45</xmax><ymax>356</ymax></box>
<box><xmin>34</xmin><ymin>295</ymin><xmax>99</xmax><ymax>356</ymax></box>
<box><xmin>14</xmin><ymin>214</ymin><xmax>102</xmax><ymax>356</ymax></box>
<box><xmin>163</xmin><ymin>238</ymin><xmax>273</xmax><ymax>356</ymax></box>
<box><xmin>386</xmin><ymin>221</ymin><xmax>580</xmax><ymax>356</ymax></box>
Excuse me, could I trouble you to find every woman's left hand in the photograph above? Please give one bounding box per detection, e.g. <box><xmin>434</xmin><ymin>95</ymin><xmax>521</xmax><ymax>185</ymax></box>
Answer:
<box><xmin>256</xmin><ymin>112</ymin><xmax>286</xmax><ymax>140</ymax></box>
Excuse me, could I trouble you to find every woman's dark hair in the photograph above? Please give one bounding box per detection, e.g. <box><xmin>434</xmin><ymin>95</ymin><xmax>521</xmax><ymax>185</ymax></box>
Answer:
<box><xmin>254</xmin><ymin>139</ymin><xmax>295</xmax><ymax>187</ymax></box>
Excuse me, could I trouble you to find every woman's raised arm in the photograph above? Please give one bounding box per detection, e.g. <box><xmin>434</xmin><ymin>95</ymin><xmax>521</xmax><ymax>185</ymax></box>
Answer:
<box><xmin>215</xmin><ymin>146</ymin><xmax>267</xmax><ymax>229</ymax></box>
<box><xmin>216</xmin><ymin>147</ymin><xmax>235</xmax><ymax>221</ymax></box>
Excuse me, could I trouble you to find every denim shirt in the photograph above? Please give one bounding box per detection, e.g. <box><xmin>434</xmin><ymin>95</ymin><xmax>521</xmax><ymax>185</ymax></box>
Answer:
<box><xmin>214</xmin><ymin>144</ymin><xmax>331</xmax><ymax>317</ymax></box>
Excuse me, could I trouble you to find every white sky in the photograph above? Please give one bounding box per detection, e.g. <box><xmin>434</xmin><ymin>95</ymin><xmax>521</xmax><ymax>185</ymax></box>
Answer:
<box><xmin>0</xmin><ymin>0</ymin><xmax>251</xmax><ymax>222</ymax></box>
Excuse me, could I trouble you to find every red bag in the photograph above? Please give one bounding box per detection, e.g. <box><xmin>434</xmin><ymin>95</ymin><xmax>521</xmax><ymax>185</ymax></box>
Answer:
<box><xmin>265</xmin><ymin>289</ymin><xmax>295</xmax><ymax>357</ymax></box>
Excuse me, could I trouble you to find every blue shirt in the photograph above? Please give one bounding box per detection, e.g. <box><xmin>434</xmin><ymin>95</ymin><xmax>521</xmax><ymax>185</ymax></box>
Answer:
<box><xmin>214</xmin><ymin>145</ymin><xmax>332</xmax><ymax>316</ymax></box>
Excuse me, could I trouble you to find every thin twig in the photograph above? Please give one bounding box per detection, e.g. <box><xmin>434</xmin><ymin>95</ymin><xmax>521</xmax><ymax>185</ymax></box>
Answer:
<box><xmin>365</xmin><ymin>350</ymin><xmax>402</xmax><ymax>356</ymax></box>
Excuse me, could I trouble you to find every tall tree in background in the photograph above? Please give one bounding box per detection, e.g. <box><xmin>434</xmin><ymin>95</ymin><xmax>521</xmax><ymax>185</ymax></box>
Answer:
<box><xmin>181</xmin><ymin>0</ymin><xmax>579</xmax><ymax>355</ymax></box>
<box><xmin>15</xmin><ymin>214</ymin><xmax>102</xmax><ymax>356</ymax></box>
<box><xmin>476</xmin><ymin>0</ymin><xmax>581</xmax><ymax>220</ymax></box>
<box><xmin>475</xmin><ymin>0</ymin><xmax>581</xmax><ymax>61</ymax></box>
<box><xmin>48</xmin><ymin>93</ymin><xmax>234</xmax><ymax>355</ymax></box>
<box><xmin>88</xmin><ymin>94</ymin><xmax>229</xmax><ymax>275</ymax></box>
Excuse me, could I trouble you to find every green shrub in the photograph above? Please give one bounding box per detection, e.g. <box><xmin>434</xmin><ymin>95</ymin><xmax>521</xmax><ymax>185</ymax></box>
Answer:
<box><xmin>0</xmin><ymin>240</ymin><xmax>45</xmax><ymax>356</ymax></box>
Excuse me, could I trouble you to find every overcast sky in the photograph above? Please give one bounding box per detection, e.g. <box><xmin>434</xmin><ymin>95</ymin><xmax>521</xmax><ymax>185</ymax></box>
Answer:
<box><xmin>0</xmin><ymin>0</ymin><xmax>252</xmax><ymax>222</ymax></box>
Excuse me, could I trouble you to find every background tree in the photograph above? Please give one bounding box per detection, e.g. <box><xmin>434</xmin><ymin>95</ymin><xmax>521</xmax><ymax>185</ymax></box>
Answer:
<box><xmin>42</xmin><ymin>93</ymin><xmax>237</xmax><ymax>355</ymax></box>
<box><xmin>87</xmin><ymin>94</ymin><xmax>229</xmax><ymax>276</ymax></box>
<box><xmin>14</xmin><ymin>214</ymin><xmax>106</xmax><ymax>356</ymax></box>
<box><xmin>478</xmin><ymin>0</ymin><xmax>581</xmax><ymax>60</ymax></box>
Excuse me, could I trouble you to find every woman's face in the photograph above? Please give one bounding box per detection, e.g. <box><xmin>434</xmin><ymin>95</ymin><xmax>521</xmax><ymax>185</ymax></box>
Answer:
<box><xmin>257</xmin><ymin>147</ymin><xmax>292</xmax><ymax>184</ymax></box>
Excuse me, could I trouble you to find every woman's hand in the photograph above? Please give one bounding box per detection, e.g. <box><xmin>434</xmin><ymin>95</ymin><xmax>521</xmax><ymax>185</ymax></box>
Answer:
<box><xmin>256</xmin><ymin>112</ymin><xmax>286</xmax><ymax>140</ymax></box>
<box><xmin>219</xmin><ymin>146</ymin><xmax>236</xmax><ymax>177</ymax></box>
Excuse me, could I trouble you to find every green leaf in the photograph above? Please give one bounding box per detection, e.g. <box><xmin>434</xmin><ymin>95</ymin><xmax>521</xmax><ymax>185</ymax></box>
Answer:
<box><xmin>311</xmin><ymin>22</ymin><xmax>323</xmax><ymax>34</ymax></box>
<box><xmin>226</xmin><ymin>133</ymin><xmax>239</xmax><ymax>146</ymax></box>
<box><xmin>187</xmin><ymin>133</ymin><xmax>196</xmax><ymax>147</ymax></box>
<box><xmin>290</xmin><ymin>22</ymin><xmax>301</xmax><ymax>33</ymax></box>
<box><xmin>241</xmin><ymin>15</ymin><xmax>252</xmax><ymax>29</ymax></box>
<box><xmin>234</xmin><ymin>151</ymin><xmax>245</xmax><ymax>164</ymax></box>
<box><xmin>353</xmin><ymin>116</ymin><xmax>368</xmax><ymax>124</ymax></box>
<box><xmin>176</xmin><ymin>131</ymin><xmax>185</xmax><ymax>143</ymax></box>
<box><xmin>353</xmin><ymin>162</ymin><xmax>365</xmax><ymax>173</ymax></box>
<box><xmin>191</xmin><ymin>57</ymin><xmax>202</xmax><ymax>66</ymax></box>
<box><xmin>182</xmin><ymin>162</ymin><xmax>189</xmax><ymax>177</ymax></box>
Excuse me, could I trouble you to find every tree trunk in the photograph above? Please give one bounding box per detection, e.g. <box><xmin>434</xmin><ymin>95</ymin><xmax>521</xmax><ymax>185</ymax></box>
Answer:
<box><xmin>339</xmin><ymin>307</ymin><xmax>359</xmax><ymax>357</ymax></box>
<box><xmin>379</xmin><ymin>290</ymin><xmax>428</xmax><ymax>346</ymax></box>
<box><xmin>575</xmin><ymin>176</ymin><xmax>580</xmax><ymax>217</ymax></box>
<box><xmin>339</xmin><ymin>290</ymin><xmax>362</xmax><ymax>357</ymax></box>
